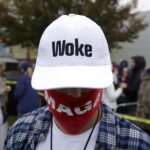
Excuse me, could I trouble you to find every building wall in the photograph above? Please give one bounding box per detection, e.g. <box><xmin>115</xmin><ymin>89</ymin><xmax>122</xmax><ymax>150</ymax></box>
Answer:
<box><xmin>11</xmin><ymin>45</ymin><xmax>37</xmax><ymax>61</ymax></box>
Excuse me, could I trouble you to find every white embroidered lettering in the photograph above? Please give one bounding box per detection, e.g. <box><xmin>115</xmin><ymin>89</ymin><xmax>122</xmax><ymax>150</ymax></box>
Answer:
<box><xmin>74</xmin><ymin>101</ymin><xmax>92</xmax><ymax>115</ymax></box>
<box><xmin>57</xmin><ymin>104</ymin><xmax>73</xmax><ymax>116</ymax></box>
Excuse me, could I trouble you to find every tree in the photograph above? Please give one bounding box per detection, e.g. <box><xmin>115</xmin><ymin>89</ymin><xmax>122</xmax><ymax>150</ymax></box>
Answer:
<box><xmin>0</xmin><ymin>0</ymin><xmax>147</xmax><ymax>50</ymax></box>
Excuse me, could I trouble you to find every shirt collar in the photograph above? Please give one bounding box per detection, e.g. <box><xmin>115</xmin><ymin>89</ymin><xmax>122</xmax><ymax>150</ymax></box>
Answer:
<box><xmin>32</xmin><ymin>103</ymin><xmax>117</xmax><ymax>148</ymax></box>
<box><xmin>96</xmin><ymin>103</ymin><xmax>117</xmax><ymax>149</ymax></box>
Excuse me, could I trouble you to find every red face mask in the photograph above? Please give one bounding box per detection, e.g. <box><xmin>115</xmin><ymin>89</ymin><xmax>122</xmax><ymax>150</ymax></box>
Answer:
<box><xmin>45</xmin><ymin>89</ymin><xmax>102</xmax><ymax>135</ymax></box>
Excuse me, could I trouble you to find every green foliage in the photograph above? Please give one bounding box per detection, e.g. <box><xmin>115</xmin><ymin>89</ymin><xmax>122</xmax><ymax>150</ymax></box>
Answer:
<box><xmin>0</xmin><ymin>0</ymin><xmax>147</xmax><ymax>50</ymax></box>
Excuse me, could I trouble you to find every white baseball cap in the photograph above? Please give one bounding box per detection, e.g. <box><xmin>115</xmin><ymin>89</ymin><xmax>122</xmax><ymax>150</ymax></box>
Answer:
<box><xmin>31</xmin><ymin>14</ymin><xmax>113</xmax><ymax>90</ymax></box>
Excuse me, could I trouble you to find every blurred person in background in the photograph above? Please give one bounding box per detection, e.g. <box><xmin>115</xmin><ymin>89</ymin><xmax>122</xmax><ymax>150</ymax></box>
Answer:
<box><xmin>0</xmin><ymin>60</ymin><xmax>11</xmax><ymax>150</ymax></box>
<box><xmin>116</xmin><ymin>67</ymin><xmax>129</xmax><ymax>106</ymax></box>
<box><xmin>118</xmin><ymin>59</ymin><xmax>128</xmax><ymax>76</ymax></box>
<box><xmin>102</xmin><ymin>82</ymin><xmax>127</xmax><ymax>111</ymax></box>
<box><xmin>14</xmin><ymin>62</ymin><xmax>39</xmax><ymax>117</ymax></box>
<box><xmin>136</xmin><ymin>68</ymin><xmax>150</xmax><ymax>119</ymax></box>
<box><xmin>123</xmin><ymin>56</ymin><xmax>146</xmax><ymax>103</ymax></box>
<box><xmin>112</xmin><ymin>62</ymin><xmax>119</xmax><ymax>89</ymax></box>
<box><xmin>102</xmin><ymin>63</ymin><xmax>127</xmax><ymax>111</ymax></box>
<box><xmin>117</xmin><ymin>56</ymin><xmax>146</xmax><ymax>114</ymax></box>
<box><xmin>118</xmin><ymin>67</ymin><xmax>129</xmax><ymax>85</ymax></box>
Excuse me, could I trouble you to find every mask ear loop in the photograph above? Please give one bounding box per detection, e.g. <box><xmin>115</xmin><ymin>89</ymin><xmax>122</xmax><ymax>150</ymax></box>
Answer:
<box><xmin>83</xmin><ymin>108</ymin><xmax>100</xmax><ymax>150</ymax></box>
<box><xmin>50</xmin><ymin>115</ymin><xmax>53</xmax><ymax>150</ymax></box>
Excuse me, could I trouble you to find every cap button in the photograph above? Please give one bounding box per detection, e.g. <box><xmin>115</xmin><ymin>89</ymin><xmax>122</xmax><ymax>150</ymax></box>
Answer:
<box><xmin>69</xmin><ymin>13</ymin><xmax>75</xmax><ymax>17</ymax></box>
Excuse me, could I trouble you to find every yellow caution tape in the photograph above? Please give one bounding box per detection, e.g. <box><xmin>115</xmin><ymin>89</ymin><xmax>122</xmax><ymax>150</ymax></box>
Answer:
<box><xmin>38</xmin><ymin>92</ymin><xmax>44</xmax><ymax>97</ymax></box>
<box><xmin>6</xmin><ymin>80</ymin><xmax>17</xmax><ymax>85</ymax></box>
<box><xmin>119</xmin><ymin>114</ymin><xmax>150</xmax><ymax>125</ymax></box>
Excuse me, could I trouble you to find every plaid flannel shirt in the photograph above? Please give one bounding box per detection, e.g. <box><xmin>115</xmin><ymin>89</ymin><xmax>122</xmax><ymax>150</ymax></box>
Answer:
<box><xmin>4</xmin><ymin>103</ymin><xmax>150</xmax><ymax>150</ymax></box>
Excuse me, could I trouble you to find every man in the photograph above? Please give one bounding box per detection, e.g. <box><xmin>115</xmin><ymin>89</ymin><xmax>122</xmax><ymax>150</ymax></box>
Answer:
<box><xmin>0</xmin><ymin>60</ymin><xmax>11</xmax><ymax>150</ymax></box>
<box><xmin>4</xmin><ymin>14</ymin><xmax>150</xmax><ymax>150</ymax></box>
<box><xmin>14</xmin><ymin>62</ymin><xmax>39</xmax><ymax>116</ymax></box>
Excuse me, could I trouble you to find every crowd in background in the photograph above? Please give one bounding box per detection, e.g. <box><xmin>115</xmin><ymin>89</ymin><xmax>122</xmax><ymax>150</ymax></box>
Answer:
<box><xmin>0</xmin><ymin>61</ymin><xmax>40</xmax><ymax>149</ymax></box>
<box><xmin>103</xmin><ymin>55</ymin><xmax>150</xmax><ymax>120</ymax></box>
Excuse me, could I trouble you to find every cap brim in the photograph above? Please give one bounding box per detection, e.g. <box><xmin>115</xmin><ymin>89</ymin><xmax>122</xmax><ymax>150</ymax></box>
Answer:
<box><xmin>31</xmin><ymin>65</ymin><xmax>113</xmax><ymax>90</ymax></box>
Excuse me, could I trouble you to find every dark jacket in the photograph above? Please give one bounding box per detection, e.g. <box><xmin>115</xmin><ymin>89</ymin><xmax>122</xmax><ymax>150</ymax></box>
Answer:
<box><xmin>124</xmin><ymin>56</ymin><xmax>146</xmax><ymax>102</ymax></box>
<box><xmin>14</xmin><ymin>74</ymin><xmax>39</xmax><ymax>114</ymax></box>
<box><xmin>136</xmin><ymin>68</ymin><xmax>150</xmax><ymax>119</ymax></box>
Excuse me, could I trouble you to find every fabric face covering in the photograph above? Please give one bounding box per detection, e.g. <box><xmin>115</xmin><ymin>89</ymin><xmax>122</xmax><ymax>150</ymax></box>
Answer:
<box><xmin>45</xmin><ymin>89</ymin><xmax>102</xmax><ymax>135</ymax></box>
